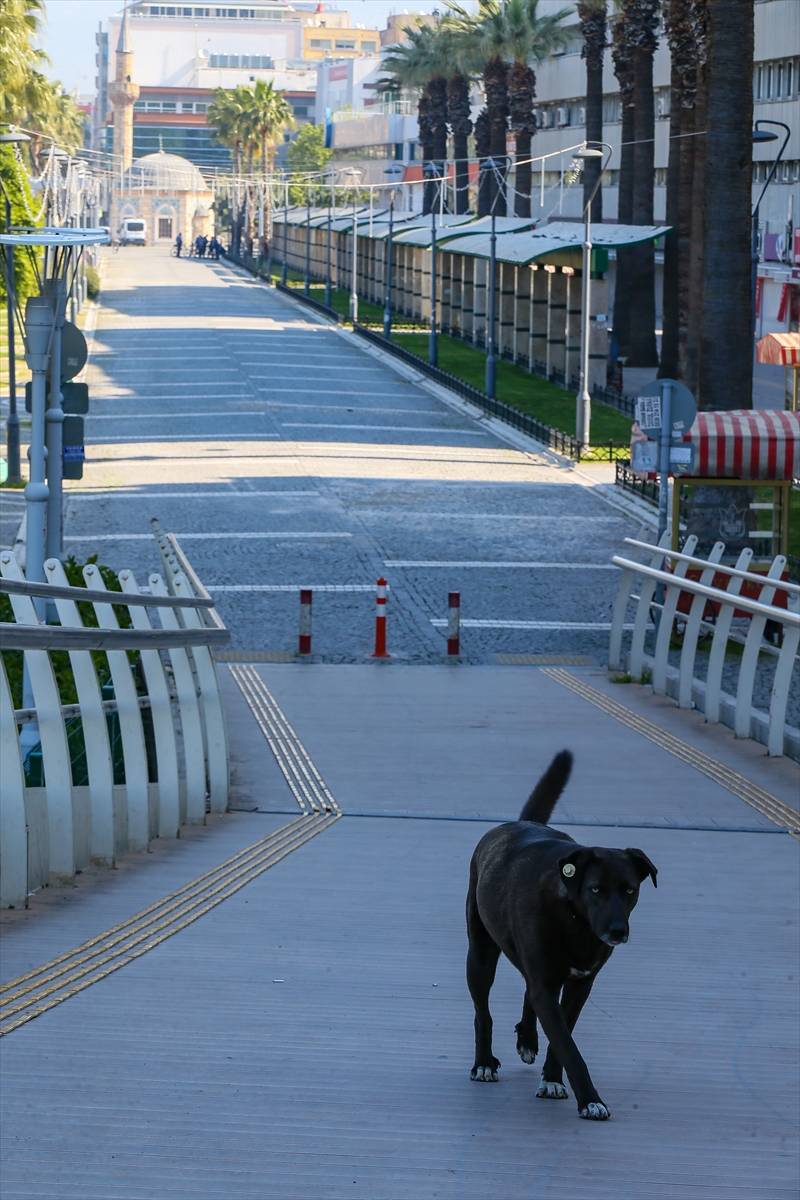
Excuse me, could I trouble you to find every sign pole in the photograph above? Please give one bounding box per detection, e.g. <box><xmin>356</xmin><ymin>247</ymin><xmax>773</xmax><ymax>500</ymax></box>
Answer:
<box><xmin>657</xmin><ymin>380</ymin><xmax>673</xmax><ymax>544</ymax></box>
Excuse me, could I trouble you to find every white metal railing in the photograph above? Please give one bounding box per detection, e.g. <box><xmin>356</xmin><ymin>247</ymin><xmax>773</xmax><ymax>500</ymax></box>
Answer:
<box><xmin>609</xmin><ymin>536</ymin><xmax>800</xmax><ymax>758</ymax></box>
<box><xmin>0</xmin><ymin>525</ymin><xmax>230</xmax><ymax>908</ymax></box>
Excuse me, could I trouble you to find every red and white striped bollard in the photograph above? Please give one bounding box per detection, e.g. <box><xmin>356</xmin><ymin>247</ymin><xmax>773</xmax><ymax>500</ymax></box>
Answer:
<box><xmin>372</xmin><ymin>577</ymin><xmax>390</xmax><ymax>658</ymax></box>
<box><xmin>447</xmin><ymin>591</ymin><xmax>460</xmax><ymax>656</ymax></box>
<box><xmin>299</xmin><ymin>588</ymin><xmax>312</xmax><ymax>655</ymax></box>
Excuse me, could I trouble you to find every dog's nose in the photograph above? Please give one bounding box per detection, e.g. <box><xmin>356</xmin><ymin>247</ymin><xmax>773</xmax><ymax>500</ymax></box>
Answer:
<box><xmin>607</xmin><ymin>926</ymin><xmax>628</xmax><ymax>945</ymax></box>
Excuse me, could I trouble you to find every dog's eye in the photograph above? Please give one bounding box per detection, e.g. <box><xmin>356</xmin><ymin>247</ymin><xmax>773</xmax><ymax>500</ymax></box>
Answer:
<box><xmin>626</xmin><ymin>887</ymin><xmax>635</xmax><ymax>895</ymax></box>
<box><xmin>590</xmin><ymin>886</ymin><xmax>600</xmax><ymax>894</ymax></box>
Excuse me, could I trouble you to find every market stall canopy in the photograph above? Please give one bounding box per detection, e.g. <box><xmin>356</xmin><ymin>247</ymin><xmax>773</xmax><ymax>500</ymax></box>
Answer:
<box><xmin>392</xmin><ymin>215</ymin><xmax>532</xmax><ymax>248</ymax></box>
<box><xmin>756</xmin><ymin>332</ymin><xmax>800</xmax><ymax>366</ymax></box>
<box><xmin>441</xmin><ymin>221</ymin><xmax>671</xmax><ymax>264</ymax></box>
<box><xmin>683</xmin><ymin>409</ymin><xmax>800</xmax><ymax>480</ymax></box>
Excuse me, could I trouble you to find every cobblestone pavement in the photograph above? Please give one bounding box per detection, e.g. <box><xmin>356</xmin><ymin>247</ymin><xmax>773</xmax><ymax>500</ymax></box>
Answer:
<box><xmin>56</xmin><ymin>247</ymin><xmax>646</xmax><ymax>666</ymax></box>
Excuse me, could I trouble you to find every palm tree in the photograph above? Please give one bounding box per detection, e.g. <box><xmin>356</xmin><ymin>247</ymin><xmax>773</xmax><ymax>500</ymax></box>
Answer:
<box><xmin>683</xmin><ymin>0</ymin><xmax>707</xmax><ymax>396</ymax></box>
<box><xmin>245</xmin><ymin>79</ymin><xmax>294</xmax><ymax>255</ymax></box>
<box><xmin>697</xmin><ymin>0</ymin><xmax>754</xmax><ymax>409</ymax></box>
<box><xmin>578</xmin><ymin>0</ymin><xmax>607</xmax><ymax>223</ymax></box>
<box><xmin>474</xmin><ymin>107</ymin><xmax>492</xmax><ymax>216</ymax></box>
<box><xmin>209</xmin><ymin>87</ymin><xmax>248</xmax><ymax>250</ymax></box>
<box><xmin>446</xmin><ymin>64</ymin><xmax>473</xmax><ymax>214</ymax></box>
<box><xmin>611</xmin><ymin>8</ymin><xmax>635</xmax><ymax>359</ymax></box>
<box><xmin>624</xmin><ymin>0</ymin><xmax>660</xmax><ymax>368</ymax></box>
<box><xmin>0</xmin><ymin>0</ymin><xmax>47</xmax><ymax>121</ymax></box>
<box><xmin>659</xmin><ymin>0</ymin><xmax>694</xmax><ymax>379</ymax></box>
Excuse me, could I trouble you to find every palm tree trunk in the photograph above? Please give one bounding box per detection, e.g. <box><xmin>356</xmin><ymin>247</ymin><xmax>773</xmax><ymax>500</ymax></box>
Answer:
<box><xmin>429</xmin><ymin>75</ymin><xmax>449</xmax><ymax>212</ymax></box>
<box><xmin>683</xmin><ymin>15</ymin><xmax>707</xmax><ymax>398</ymax></box>
<box><xmin>612</xmin><ymin>19</ymin><xmax>635</xmax><ymax>359</ymax></box>
<box><xmin>447</xmin><ymin>73</ymin><xmax>472</xmax><ymax>215</ymax></box>
<box><xmin>698</xmin><ymin>0</ymin><xmax>754</xmax><ymax>409</ymax></box>
<box><xmin>508</xmin><ymin>60</ymin><xmax>535</xmax><ymax>219</ymax></box>
<box><xmin>579</xmin><ymin>0</ymin><xmax>606</xmax><ymax>223</ymax></box>
<box><xmin>627</xmin><ymin>42</ymin><xmax>658</xmax><ymax>367</ymax></box>
<box><xmin>475</xmin><ymin>108</ymin><xmax>492</xmax><ymax>218</ymax></box>
<box><xmin>677</xmin><ymin>98</ymin><xmax>695</xmax><ymax>375</ymax></box>
<box><xmin>418</xmin><ymin>92</ymin><xmax>435</xmax><ymax>216</ymax></box>
<box><xmin>658</xmin><ymin>62</ymin><xmax>682</xmax><ymax>378</ymax></box>
<box><xmin>484</xmin><ymin>56</ymin><xmax>509</xmax><ymax>217</ymax></box>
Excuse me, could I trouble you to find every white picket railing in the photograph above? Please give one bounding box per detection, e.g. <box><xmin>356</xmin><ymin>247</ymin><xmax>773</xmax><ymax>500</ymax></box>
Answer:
<box><xmin>609</xmin><ymin>536</ymin><xmax>800</xmax><ymax>759</ymax></box>
<box><xmin>0</xmin><ymin>526</ymin><xmax>230</xmax><ymax>908</ymax></box>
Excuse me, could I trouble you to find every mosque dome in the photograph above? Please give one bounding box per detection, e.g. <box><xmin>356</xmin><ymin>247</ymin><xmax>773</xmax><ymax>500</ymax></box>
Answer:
<box><xmin>124</xmin><ymin>151</ymin><xmax>208</xmax><ymax>193</ymax></box>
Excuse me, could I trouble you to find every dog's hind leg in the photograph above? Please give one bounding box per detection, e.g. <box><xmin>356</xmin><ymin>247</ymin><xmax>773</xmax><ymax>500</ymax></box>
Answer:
<box><xmin>515</xmin><ymin>993</ymin><xmax>539</xmax><ymax>1065</ymax></box>
<box><xmin>466</xmin><ymin>902</ymin><xmax>502</xmax><ymax>1082</ymax></box>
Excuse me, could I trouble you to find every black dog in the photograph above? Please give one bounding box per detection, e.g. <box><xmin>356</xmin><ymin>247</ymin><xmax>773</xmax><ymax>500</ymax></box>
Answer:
<box><xmin>466</xmin><ymin>750</ymin><xmax>657</xmax><ymax>1120</ymax></box>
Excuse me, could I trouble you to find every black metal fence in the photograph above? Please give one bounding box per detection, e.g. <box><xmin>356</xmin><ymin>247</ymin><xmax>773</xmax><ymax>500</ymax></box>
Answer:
<box><xmin>615</xmin><ymin>458</ymin><xmax>659</xmax><ymax>506</ymax></box>
<box><xmin>353</xmin><ymin>323</ymin><xmax>582</xmax><ymax>460</ymax></box>
<box><xmin>275</xmin><ymin>281</ymin><xmax>343</xmax><ymax>324</ymax></box>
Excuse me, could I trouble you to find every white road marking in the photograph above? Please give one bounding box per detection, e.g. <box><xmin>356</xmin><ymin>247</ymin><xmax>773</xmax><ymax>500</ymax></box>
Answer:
<box><xmin>385</xmin><ymin>561</ymin><xmax>618</xmax><ymax>569</ymax></box>
<box><xmin>64</xmin><ymin>531</ymin><xmax>353</xmax><ymax>541</ymax></box>
<box><xmin>358</xmin><ymin>512</ymin><xmax>622</xmax><ymax>522</ymax></box>
<box><xmin>430</xmin><ymin>619</ymin><xmax>630</xmax><ymax>630</ymax></box>
<box><xmin>67</xmin><ymin>490</ymin><xmax>320</xmax><ymax>499</ymax></box>
<box><xmin>257</xmin><ymin>388</ymin><xmax>420</xmax><ymax>397</ymax></box>
<box><xmin>88</xmin><ymin>412</ymin><xmax>270</xmax><ymax>420</ymax></box>
<box><xmin>207</xmin><ymin>584</ymin><xmax>386</xmax><ymax>592</ymax></box>
<box><xmin>85</xmin><ymin>435</ymin><xmax>281</xmax><ymax>443</ymax></box>
<box><xmin>280</xmin><ymin>423</ymin><xmax>487</xmax><ymax>436</ymax></box>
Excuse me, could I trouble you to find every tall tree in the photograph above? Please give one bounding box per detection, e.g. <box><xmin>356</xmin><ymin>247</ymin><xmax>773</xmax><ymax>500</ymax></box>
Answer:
<box><xmin>625</xmin><ymin>0</ymin><xmax>660</xmax><ymax>368</ymax></box>
<box><xmin>447</xmin><ymin>71</ymin><xmax>473</xmax><ymax>214</ymax></box>
<box><xmin>659</xmin><ymin>0</ymin><xmax>694</xmax><ymax>378</ymax></box>
<box><xmin>578</xmin><ymin>0</ymin><xmax>607</xmax><ymax>224</ymax></box>
<box><xmin>245</xmin><ymin>79</ymin><xmax>294</xmax><ymax>254</ymax></box>
<box><xmin>381</xmin><ymin>22</ymin><xmax>450</xmax><ymax>214</ymax></box>
<box><xmin>611</xmin><ymin>9</ymin><xmax>635</xmax><ymax>358</ymax></box>
<box><xmin>474</xmin><ymin>107</ymin><xmax>492</xmax><ymax>216</ymax></box>
<box><xmin>683</xmin><ymin>0</ymin><xmax>708</xmax><ymax>396</ymax></box>
<box><xmin>502</xmin><ymin>0</ymin><xmax>572</xmax><ymax>217</ymax></box>
<box><xmin>698</xmin><ymin>0</ymin><xmax>754</xmax><ymax>409</ymax></box>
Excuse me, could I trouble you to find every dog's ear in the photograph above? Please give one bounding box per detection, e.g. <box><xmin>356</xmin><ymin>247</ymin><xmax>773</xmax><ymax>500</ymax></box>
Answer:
<box><xmin>557</xmin><ymin>847</ymin><xmax>596</xmax><ymax>898</ymax></box>
<box><xmin>625</xmin><ymin>848</ymin><xmax>658</xmax><ymax>888</ymax></box>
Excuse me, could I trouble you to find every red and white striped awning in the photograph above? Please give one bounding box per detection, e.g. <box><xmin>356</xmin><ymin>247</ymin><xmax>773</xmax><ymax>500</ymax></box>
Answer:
<box><xmin>685</xmin><ymin>409</ymin><xmax>800</xmax><ymax>480</ymax></box>
<box><xmin>756</xmin><ymin>332</ymin><xmax>800</xmax><ymax>366</ymax></box>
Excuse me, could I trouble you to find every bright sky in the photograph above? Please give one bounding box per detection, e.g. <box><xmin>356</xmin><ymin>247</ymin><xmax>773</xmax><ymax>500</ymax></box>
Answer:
<box><xmin>39</xmin><ymin>0</ymin><xmax>483</xmax><ymax>97</ymax></box>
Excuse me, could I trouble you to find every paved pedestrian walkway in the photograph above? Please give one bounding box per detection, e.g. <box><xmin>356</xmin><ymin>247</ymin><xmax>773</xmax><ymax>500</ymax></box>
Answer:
<box><xmin>60</xmin><ymin>247</ymin><xmax>649</xmax><ymax>665</ymax></box>
<box><xmin>1</xmin><ymin>249</ymin><xmax>798</xmax><ymax>1198</ymax></box>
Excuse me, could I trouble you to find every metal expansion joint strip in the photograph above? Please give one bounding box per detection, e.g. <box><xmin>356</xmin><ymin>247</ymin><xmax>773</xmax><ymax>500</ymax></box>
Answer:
<box><xmin>229</xmin><ymin>664</ymin><xmax>341</xmax><ymax>815</ymax></box>
<box><xmin>541</xmin><ymin>669</ymin><xmax>799</xmax><ymax>838</ymax></box>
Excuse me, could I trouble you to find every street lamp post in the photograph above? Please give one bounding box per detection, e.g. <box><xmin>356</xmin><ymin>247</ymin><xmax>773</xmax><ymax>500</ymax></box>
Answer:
<box><xmin>304</xmin><ymin>187</ymin><xmax>311</xmax><ymax>297</ymax></box>
<box><xmin>344</xmin><ymin>168</ymin><xmax>362</xmax><ymax>323</ymax></box>
<box><xmin>485</xmin><ymin>209</ymin><xmax>497</xmax><ymax>397</ymax></box>
<box><xmin>751</xmin><ymin>121</ymin><xmax>790</xmax><ymax>344</ymax></box>
<box><xmin>383</xmin><ymin>165</ymin><xmax>403</xmax><ymax>342</ymax></box>
<box><xmin>325</xmin><ymin>177</ymin><xmax>333</xmax><ymax>308</ymax></box>
<box><xmin>0</xmin><ymin>127</ymin><xmax>31</xmax><ymax>484</ymax></box>
<box><xmin>572</xmin><ymin>143</ymin><xmax>613</xmax><ymax>449</ymax></box>
<box><xmin>281</xmin><ymin>184</ymin><xmax>288</xmax><ymax>286</ymax></box>
<box><xmin>424</xmin><ymin>163</ymin><xmax>441</xmax><ymax>366</ymax></box>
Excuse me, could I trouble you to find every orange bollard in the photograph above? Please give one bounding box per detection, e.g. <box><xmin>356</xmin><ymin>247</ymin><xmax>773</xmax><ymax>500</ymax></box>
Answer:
<box><xmin>299</xmin><ymin>588</ymin><xmax>312</xmax><ymax>654</ymax></box>
<box><xmin>372</xmin><ymin>577</ymin><xmax>390</xmax><ymax>658</ymax></box>
<box><xmin>447</xmin><ymin>591</ymin><xmax>460</xmax><ymax>655</ymax></box>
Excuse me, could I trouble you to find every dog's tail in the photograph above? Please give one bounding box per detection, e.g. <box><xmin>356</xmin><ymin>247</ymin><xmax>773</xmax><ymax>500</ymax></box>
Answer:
<box><xmin>519</xmin><ymin>750</ymin><xmax>573</xmax><ymax>825</ymax></box>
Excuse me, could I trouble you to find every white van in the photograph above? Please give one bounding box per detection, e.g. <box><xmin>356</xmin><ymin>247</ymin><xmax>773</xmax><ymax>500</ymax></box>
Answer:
<box><xmin>120</xmin><ymin>218</ymin><xmax>146</xmax><ymax>246</ymax></box>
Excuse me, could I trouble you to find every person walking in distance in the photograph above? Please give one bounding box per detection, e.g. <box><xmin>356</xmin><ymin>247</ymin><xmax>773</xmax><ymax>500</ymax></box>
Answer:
<box><xmin>175</xmin><ymin>231</ymin><xmax>183</xmax><ymax>257</ymax></box>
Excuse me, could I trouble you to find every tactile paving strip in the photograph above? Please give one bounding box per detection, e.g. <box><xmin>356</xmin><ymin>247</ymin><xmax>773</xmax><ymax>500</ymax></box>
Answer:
<box><xmin>541</xmin><ymin>668</ymin><xmax>800</xmax><ymax>838</ymax></box>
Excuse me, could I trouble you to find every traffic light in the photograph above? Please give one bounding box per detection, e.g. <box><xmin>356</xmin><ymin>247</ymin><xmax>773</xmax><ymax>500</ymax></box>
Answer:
<box><xmin>24</xmin><ymin>381</ymin><xmax>88</xmax><ymax>413</ymax></box>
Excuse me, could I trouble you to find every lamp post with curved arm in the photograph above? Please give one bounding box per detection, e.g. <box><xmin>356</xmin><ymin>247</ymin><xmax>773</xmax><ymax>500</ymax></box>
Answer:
<box><xmin>383</xmin><ymin>165</ymin><xmax>403</xmax><ymax>341</ymax></box>
<box><xmin>573</xmin><ymin>142</ymin><xmax>613</xmax><ymax>449</ymax></box>
<box><xmin>343</xmin><ymin>168</ymin><xmax>362</xmax><ymax>323</ymax></box>
<box><xmin>751</xmin><ymin>121</ymin><xmax>790</xmax><ymax>344</ymax></box>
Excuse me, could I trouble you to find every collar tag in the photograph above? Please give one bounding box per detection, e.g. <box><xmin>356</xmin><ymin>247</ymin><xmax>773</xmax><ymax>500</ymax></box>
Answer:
<box><xmin>562</xmin><ymin>863</ymin><xmax>576</xmax><ymax>878</ymax></box>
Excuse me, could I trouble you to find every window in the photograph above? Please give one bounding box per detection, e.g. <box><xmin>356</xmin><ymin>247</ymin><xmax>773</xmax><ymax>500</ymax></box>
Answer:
<box><xmin>310</xmin><ymin>38</ymin><xmax>331</xmax><ymax>48</ymax></box>
<box><xmin>361</xmin><ymin>41</ymin><xmax>376</xmax><ymax>52</ymax></box>
<box><xmin>146</xmin><ymin>101</ymin><xmax>161</xmax><ymax>111</ymax></box>
<box><xmin>777</xmin><ymin>63</ymin><xmax>783</xmax><ymax>97</ymax></box>
<box><xmin>786</xmin><ymin>61</ymin><xmax>793</xmax><ymax>96</ymax></box>
<box><xmin>767</xmin><ymin>64</ymin><xmax>773</xmax><ymax>98</ymax></box>
<box><xmin>229</xmin><ymin>55</ymin><xmax>239</xmax><ymax>66</ymax></box>
<box><xmin>196</xmin><ymin>102</ymin><xmax>207</xmax><ymax>112</ymax></box>
<box><xmin>335</xmin><ymin>40</ymin><xmax>356</xmax><ymax>49</ymax></box>
<box><xmin>162</xmin><ymin>101</ymin><xmax>177</xmax><ymax>111</ymax></box>
<box><xmin>158</xmin><ymin>217</ymin><xmax>173</xmax><ymax>239</ymax></box>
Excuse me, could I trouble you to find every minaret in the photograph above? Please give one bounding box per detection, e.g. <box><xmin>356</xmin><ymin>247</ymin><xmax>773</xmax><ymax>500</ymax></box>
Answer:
<box><xmin>108</xmin><ymin>5</ymin><xmax>139</xmax><ymax>171</ymax></box>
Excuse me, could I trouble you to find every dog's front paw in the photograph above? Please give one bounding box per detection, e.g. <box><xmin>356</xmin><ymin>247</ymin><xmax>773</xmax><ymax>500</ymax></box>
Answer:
<box><xmin>578</xmin><ymin>1101</ymin><xmax>610</xmax><ymax>1121</ymax></box>
<box><xmin>536</xmin><ymin>1076</ymin><xmax>568</xmax><ymax>1099</ymax></box>
<box><xmin>471</xmin><ymin>1060</ymin><xmax>500</xmax><ymax>1082</ymax></box>
<box><xmin>515</xmin><ymin>1022</ymin><xmax>538</xmax><ymax>1065</ymax></box>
